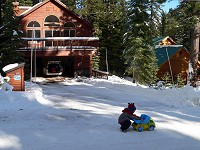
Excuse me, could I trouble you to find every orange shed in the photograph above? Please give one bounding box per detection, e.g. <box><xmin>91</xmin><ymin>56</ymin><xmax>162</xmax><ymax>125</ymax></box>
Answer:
<box><xmin>3</xmin><ymin>63</ymin><xmax>25</xmax><ymax>91</ymax></box>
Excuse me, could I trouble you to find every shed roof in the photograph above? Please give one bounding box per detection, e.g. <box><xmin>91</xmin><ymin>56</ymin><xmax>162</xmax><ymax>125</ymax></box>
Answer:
<box><xmin>3</xmin><ymin>63</ymin><xmax>25</xmax><ymax>73</ymax></box>
<box><xmin>155</xmin><ymin>45</ymin><xmax>187</xmax><ymax>66</ymax></box>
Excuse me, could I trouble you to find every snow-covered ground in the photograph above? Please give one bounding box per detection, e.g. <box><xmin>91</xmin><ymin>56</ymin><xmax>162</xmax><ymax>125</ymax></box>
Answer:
<box><xmin>0</xmin><ymin>75</ymin><xmax>200</xmax><ymax>150</ymax></box>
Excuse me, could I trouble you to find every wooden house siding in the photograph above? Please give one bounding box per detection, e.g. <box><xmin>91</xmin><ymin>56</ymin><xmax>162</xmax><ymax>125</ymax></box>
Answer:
<box><xmin>157</xmin><ymin>48</ymin><xmax>189</xmax><ymax>83</ymax></box>
<box><xmin>15</xmin><ymin>0</ymin><xmax>99</xmax><ymax>78</ymax></box>
<box><xmin>19</xmin><ymin>1</ymin><xmax>93</xmax><ymax>38</ymax></box>
<box><xmin>155</xmin><ymin>37</ymin><xmax>190</xmax><ymax>84</ymax></box>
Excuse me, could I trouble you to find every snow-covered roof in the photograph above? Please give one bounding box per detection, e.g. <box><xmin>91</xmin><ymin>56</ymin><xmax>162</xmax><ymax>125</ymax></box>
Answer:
<box><xmin>2</xmin><ymin>63</ymin><xmax>25</xmax><ymax>73</ymax></box>
<box><xmin>19</xmin><ymin>2</ymin><xmax>42</xmax><ymax>16</ymax></box>
<box><xmin>2</xmin><ymin>63</ymin><xmax>18</xmax><ymax>72</ymax></box>
<box><xmin>155</xmin><ymin>45</ymin><xmax>184</xmax><ymax>48</ymax></box>
<box><xmin>19</xmin><ymin>6</ymin><xmax>32</xmax><ymax>10</ymax></box>
<box><xmin>19</xmin><ymin>0</ymin><xmax>70</xmax><ymax>17</ymax></box>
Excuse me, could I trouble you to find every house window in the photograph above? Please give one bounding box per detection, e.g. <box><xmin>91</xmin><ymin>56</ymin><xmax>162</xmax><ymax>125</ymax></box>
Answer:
<box><xmin>27</xmin><ymin>21</ymin><xmax>40</xmax><ymax>27</ymax></box>
<box><xmin>64</xmin><ymin>22</ymin><xmax>76</xmax><ymax>28</ymax></box>
<box><xmin>27</xmin><ymin>21</ymin><xmax>40</xmax><ymax>38</ymax></box>
<box><xmin>27</xmin><ymin>30</ymin><xmax>41</xmax><ymax>38</ymax></box>
<box><xmin>44</xmin><ymin>15</ymin><xmax>60</xmax><ymax>46</ymax></box>
<box><xmin>45</xmin><ymin>30</ymin><xmax>60</xmax><ymax>37</ymax></box>
<box><xmin>63</xmin><ymin>22</ymin><xmax>76</xmax><ymax>37</ymax></box>
<box><xmin>45</xmin><ymin>30</ymin><xmax>60</xmax><ymax>46</ymax></box>
<box><xmin>44</xmin><ymin>15</ymin><xmax>60</xmax><ymax>27</ymax></box>
<box><xmin>63</xmin><ymin>30</ymin><xmax>75</xmax><ymax>37</ymax></box>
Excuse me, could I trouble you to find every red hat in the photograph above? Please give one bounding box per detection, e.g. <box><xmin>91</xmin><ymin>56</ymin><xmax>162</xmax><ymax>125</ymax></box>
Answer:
<box><xmin>128</xmin><ymin>103</ymin><xmax>136</xmax><ymax>112</ymax></box>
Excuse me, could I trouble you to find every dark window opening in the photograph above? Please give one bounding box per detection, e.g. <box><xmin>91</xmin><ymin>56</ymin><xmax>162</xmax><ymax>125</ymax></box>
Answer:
<box><xmin>64</xmin><ymin>22</ymin><xmax>76</xmax><ymax>28</ymax></box>
<box><xmin>27</xmin><ymin>21</ymin><xmax>40</xmax><ymax>27</ymax></box>
<box><xmin>44</xmin><ymin>15</ymin><xmax>60</xmax><ymax>26</ymax></box>
<box><xmin>63</xmin><ymin>29</ymin><xmax>75</xmax><ymax>37</ymax></box>
<box><xmin>45</xmin><ymin>30</ymin><xmax>60</xmax><ymax>46</ymax></box>
<box><xmin>27</xmin><ymin>30</ymin><xmax>40</xmax><ymax>38</ymax></box>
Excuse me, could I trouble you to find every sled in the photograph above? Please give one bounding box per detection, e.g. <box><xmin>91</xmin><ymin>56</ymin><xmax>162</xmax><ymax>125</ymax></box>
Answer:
<box><xmin>132</xmin><ymin>114</ymin><xmax>156</xmax><ymax>132</ymax></box>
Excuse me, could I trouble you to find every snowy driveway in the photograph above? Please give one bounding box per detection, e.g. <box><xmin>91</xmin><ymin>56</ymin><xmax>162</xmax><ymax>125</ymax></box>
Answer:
<box><xmin>39</xmin><ymin>79</ymin><xmax>200</xmax><ymax>150</ymax></box>
<box><xmin>1</xmin><ymin>77</ymin><xmax>200</xmax><ymax>150</ymax></box>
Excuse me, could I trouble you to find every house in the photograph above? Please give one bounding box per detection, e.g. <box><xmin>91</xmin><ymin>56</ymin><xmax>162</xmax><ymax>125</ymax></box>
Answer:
<box><xmin>153</xmin><ymin>36</ymin><xmax>176</xmax><ymax>45</ymax></box>
<box><xmin>14</xmin><ymin>0</ymin><xmax>99</xmax><ymax>77</ymax></box>
<box><xmin>154</xmin><ymin>36</ymin><xmax>190</xmax><ymax>84</ymax></box>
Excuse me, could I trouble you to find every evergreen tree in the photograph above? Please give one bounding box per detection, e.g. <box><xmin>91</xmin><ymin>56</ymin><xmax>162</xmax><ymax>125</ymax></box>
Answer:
<box><xmin>0</xmin><ymin>0</ymin><xmax>24</xmax><ymax>75</ymax></box>
<box><xmin>98</xmin><ymin>0</ymin><xmax>126</xmax><ymax>75</ymax></box>
<box><xmin>148</xmin><ymin>0</ymin><xmax>167</xmax><ymax>38</ymax></box>
<box><xmin>92</xmin><ymin>51</ymin><xmax>100</xmax><ymax>70</ymax></box>
<box><xmin>61</xmin><ymin>0</ymin><xmax>77</xmax><ymax>11</ymax></box>
<box><xmin>18</xmin><ymin>0</ymin><xmax>33</xmax><ymax>6</ymax></box>
<box><xmin>0</xmin><ymin>0</ymin><xmax>6</xmax><ymax>27</ymax></box>
<box><xmin>164</xmin><ymin>1</ymin><xmax>200</xmax><ymax>86</ymax></box>
<box><xmin>123</xmin><ymin>0</ymin><xmax>160</xmax><ymax>85</ymax></box>
<box><xmin>74</xmin><ymin>0</ymin><xmax>126</xmax><ymax>75</ymax></box>
<box><xmin>159</xmin><ymin>10</ymin><xmax>167</xmax><ymax>36</ymax></box>
<box><xmin>32</xmin><ymin>0</ymin><xmax>39</xmax><ymax>5</ymax></box>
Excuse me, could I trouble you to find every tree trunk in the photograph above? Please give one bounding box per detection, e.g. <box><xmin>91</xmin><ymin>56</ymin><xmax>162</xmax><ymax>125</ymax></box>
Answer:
<box><xmin>132</xmin><ymin>69</ymin><xmax>135</xmax><ymax>83</ymax></box>
<box><xmin>190</xmin><ymin>22</ymin><xmax>200</xmax><ymax>86</ymax></box>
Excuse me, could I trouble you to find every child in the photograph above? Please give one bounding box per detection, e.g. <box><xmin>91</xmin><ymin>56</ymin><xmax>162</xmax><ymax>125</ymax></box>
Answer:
<box><xmin>118</xmin><ymin>103</ymin><xmax>142</xmax><ymax>132</ymax></box>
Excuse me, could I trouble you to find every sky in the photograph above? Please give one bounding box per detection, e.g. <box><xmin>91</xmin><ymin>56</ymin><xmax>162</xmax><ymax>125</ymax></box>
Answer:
<box><xmin>164</xmin><ymin>0</ymin><xmax>180</xmax><ymax>12</ymax></box>
<box><xmin>0</xmin><ymin>74</ymin><xmax>200</xmax><ymax>150</ymax></box>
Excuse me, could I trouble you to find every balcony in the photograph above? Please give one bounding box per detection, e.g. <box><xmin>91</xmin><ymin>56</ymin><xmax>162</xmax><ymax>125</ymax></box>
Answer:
<box><xmin>20</xmin><ymin>37</ymin><xmax>99</xmax><ymax>52</ymax></box>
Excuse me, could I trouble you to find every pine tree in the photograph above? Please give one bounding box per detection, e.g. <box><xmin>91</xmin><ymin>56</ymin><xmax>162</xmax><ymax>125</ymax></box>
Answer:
<box><xmin>165</xmin><ymin>1</ymin><xmax>200</xmax><ymax>86</ymax></box>
<box><xmin>0</xmin><ymin>0</ymin><xmax>24</xmax><ymax>75</ymax></box>
<box><xmin>61</xmin><ymin>0</ymin><xmax>77</xmax><ymax>11</ymax></box>
<box><xmin>92</xmin><ymin>52</ymin><xmax>100</xmax><ymax>70</ymax></box>
<box><xmin>176</xmin><ymin>73</ymin><xmax>185</xmax><ymax>88</ymax></box>
<box><xmin>148</xmin><ymin>0</ymin><xmax>167</xmax><ymax>38</ymax></box>
<box><xmin>18</xmin><ymin>0</ymin><xmax>33</xmax><ymax>6</ymax></box>
<box><xmin>161</xmin><ymin>72</ymin><xmax>173</xmax><ymax>88</ymax></box>
<box><xmin>159</xmin><ymin>10</ymin><xmax>167</xmax><ymax>36</ymax></box>
<box><xmin>75</xmin><ymin>0</ymin><xmax>126</xmax><ymax>76</ymax></box>
<box><xmin>123</xmin><ymin>0</ymin><xmax>159</xmax><ymax>85</ymax></box>
<box><xmin>0</xmin><ymin>0</ymin><xmax>6</xmax><ymax>27</ymax></box>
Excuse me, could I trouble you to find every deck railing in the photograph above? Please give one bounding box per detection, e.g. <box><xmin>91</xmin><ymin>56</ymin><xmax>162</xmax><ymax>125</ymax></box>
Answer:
<box><xmin>92</xmin><ymin>69</ymin><xmax>109</xmax><ymax>79</ymax></box>
<box><xmin>20</xmin><ymin>37</ymin><xmax>99</xmax><ymax>51</ymax></box>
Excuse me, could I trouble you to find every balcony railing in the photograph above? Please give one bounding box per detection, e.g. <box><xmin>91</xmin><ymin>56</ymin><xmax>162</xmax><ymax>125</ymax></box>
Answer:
<box><xmin>20</xmin><ymin>37</ymin><xmax>99</xmax><ymax>51</ymax></box>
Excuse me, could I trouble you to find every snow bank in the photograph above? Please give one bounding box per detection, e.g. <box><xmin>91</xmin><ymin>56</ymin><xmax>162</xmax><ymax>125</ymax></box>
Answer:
<box><xmin>0</xmin><ymin>75</ymin><xmax>13</xmax><ymax>91</ymax></box>
<box><xmin>85</xmin><ymin>75</ymin><xmax>200</xmax><ymax>108</ymax></box>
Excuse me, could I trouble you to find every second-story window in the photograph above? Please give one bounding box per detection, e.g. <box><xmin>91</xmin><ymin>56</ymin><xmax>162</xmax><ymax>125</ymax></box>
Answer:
<box><xmin>44</xmin><ymin>15</ymin><xmax>60</xmax><ymax>27</ymax></box>
<box><xmin>44</xmin><ymin>15</ymin><xmax>60</xmax><ymax>37</ymax></box>
<box><xmin>44</xmin><ymin>15</ymin><xmax>60</xmax><ymax>46</ymax></box>
<box><xmin>27</xmin><ymin>21</ymin><xmax>41</xmax><ymax>38</ymax></box>
<box><xmin>63</xmin><ymin>22</ymin><xmax>76</xmax><ymax>37</ymax></box>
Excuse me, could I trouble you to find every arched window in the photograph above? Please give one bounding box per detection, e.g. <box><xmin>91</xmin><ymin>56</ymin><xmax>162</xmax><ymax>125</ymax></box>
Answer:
<box><xmin>27</xmin><ymin>21</ymin><xmax>40</xmax><ymax>38</ymax></box>
<box><xmin>44</xmin><ymin>15</ymin><xmax>60</xmax><ymax>46</ymax></box>
<box><xmin>63</xmin><ymin>22</ymin><xmax>76</xmax><ymax>28</ymax></box>
<box><xmin>27</xmin><ymin>21</ymin><xmax>40</xmax><ymax>27</ymax></box>
<box><xmin>63</xmin><ymin>22</ymin><xmax>76</xmax><ymax>37</ymax></box>
<box><xmin>44</xmin><ymin>15</ymin><xmax>60</xmax><ymax>26</ymax></box>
